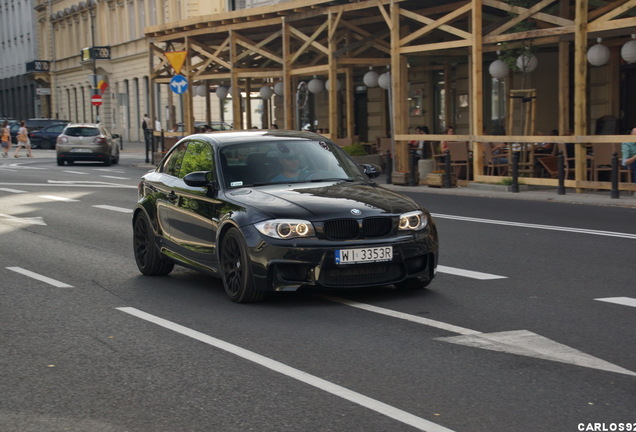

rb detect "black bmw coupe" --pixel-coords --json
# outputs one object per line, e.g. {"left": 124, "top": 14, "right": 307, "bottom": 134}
{"left": 133, "top": 130, "right": 438, "bottom": 302}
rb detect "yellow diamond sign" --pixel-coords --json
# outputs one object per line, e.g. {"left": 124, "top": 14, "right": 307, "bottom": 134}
{"left": 165, "top": 51, "right": 187, "bottom": 75}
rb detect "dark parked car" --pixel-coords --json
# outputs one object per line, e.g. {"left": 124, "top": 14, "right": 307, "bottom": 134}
{"left": 28, "top": 123, "right": 67, "bottom": 149}
{"left": 133, "top": 130, "right": 438, "bottom": 303}
{"left": 10, "top": 119, "right": 68, "bottom": 144}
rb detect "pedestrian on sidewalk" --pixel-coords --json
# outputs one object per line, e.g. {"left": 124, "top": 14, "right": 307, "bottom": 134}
{"left": 12, "top": 120, "right": 33, "bottom": 158}
{"left": 1, "top": 120, "right": 10, "bottom": 158}
{"left": 622, "top": 127, "right": 636, "bottom": 182}
{"left": 142, "top": 114, "right": 152, "bottom": 162}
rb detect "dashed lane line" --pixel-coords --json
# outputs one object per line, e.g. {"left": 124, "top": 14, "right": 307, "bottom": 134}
{"left": 38, "top": 195, "right": 80, "bottom": 202}
{"left": 0, "top": 188, "right": 27, "bottom": 193}
{"left": 431, "top": 213, "right": 636, "bottom": 240}
{"left": 437, "top": 265, "right": 507, "bottom": 280}
{"left": 6, "top": 267, "right": 73, "bottom": 288}
{"left": 92, "top": 205, "right": 133, "bottom": 213}
{"left": 118, "top": 307, "right": 455, "bottom": 432}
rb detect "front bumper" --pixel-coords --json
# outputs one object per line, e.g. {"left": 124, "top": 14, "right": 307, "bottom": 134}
{"left": 244, "top": 229, "right": 438, "bottom": 292}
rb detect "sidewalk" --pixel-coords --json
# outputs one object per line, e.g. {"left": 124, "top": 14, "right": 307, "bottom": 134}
{"left": 119, "top": 139, "right": 636, "bottom": 209}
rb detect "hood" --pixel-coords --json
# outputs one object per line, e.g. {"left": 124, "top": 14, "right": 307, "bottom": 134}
{"left": 225, "top": 181, "right": 419, "bottom": 220}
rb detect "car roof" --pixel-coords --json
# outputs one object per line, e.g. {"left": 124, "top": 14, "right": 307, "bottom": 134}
{"left": 198, "top": 130, "right": 325, "bottom": 147}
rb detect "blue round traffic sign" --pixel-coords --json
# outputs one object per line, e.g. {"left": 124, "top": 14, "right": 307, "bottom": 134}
{"left": 170, "top": 75, "right": 188, "bottom": 94}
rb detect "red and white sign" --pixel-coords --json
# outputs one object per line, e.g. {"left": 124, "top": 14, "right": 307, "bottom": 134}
{"left": 91, "top": 94, "right": 103, "bottom": 106}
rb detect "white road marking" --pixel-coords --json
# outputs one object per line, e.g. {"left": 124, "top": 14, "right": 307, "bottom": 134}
{"left": 6, "top": 267, "right": 73, "bottom": 288}
{"left": 437, "top": 265, "right": 507, "bottom": 280}
{"left": 92, "top": 205, "right": 133, "bottom": 213}
{"left": 322, "top": 296, "right": 481, "bottom": 336}
{"left": 63, "top": 170, "right": 89, "bottom": 175}
{"left": 322, "top": 297, "right": 636, "bottom": 376}
{"left": 0, "top": 213, "right": 46, "bottom": 226}
{"left": 100, "top": 175, "right": 130, "bottom": 180}
{"left": 0, "top": 182, "right": 136, "bottom": 189}
{"left": 95, "top": 168, "right": 125, "bottom": 173}
{"left": 38, "top": 195, "right": 80, "bottom": 202}
{"left": 595, "top": 297, "right": 636, "bottom": 308}
{"left": 118, "top": 307, "right": 455, "bottom": 432}
{"left": 0, "top": 188, "right": 27, "bottom": 193}
{"left": 431, "top": 213, "right": 636, "bottom": 240}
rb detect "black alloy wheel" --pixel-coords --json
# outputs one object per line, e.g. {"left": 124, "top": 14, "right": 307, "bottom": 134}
{"left": 220, "top": 228, "right": 264, "bottom": 303}
{"left": 133, "top": 213, "right": 174, "bottom": 276}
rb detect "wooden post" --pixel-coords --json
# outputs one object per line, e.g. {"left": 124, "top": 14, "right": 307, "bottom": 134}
{"left": 184, "top": 37, "right": 193, "bottom": 135}
{"left": 391, "top": 2, "right": 408, "bottom": 172}
{"left": 245, "top": 78, "right": 252, "bottom": 129}
{"left": 346, "top": 67, "right": 354, "bottom": 139}
{"left": 282, "top": 18, "right": 293, "bottom": 130}
{"left": 229, "top": 30, "right": 242, "bottom": 130}
{"left": 558, "top": 0, "right": 571, "bottom": 137}
{"left": 471, "top": 0, "right": 483, "bottom": 179}
{"left": 574, "top": 0, "right": 588, "bottom": 190}
{"left": 328, "top": 11, "right": 338, "bottom": 137}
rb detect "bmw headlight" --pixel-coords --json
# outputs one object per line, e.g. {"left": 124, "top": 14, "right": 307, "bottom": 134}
{"left": 398, "top": 210, "right": 428, "bottom": 231}
{"left": 255, "top": 219, "right": 316, "bottom": 239}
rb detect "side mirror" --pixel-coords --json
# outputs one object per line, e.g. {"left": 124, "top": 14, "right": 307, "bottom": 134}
{"left": 360, "top": 163, "right": 382, "bottom": 178}
{"left": 112, "top": 134, "right": 120, "bottom": 139}
{"left": 184, "top": 171, "right": 218, "bottom": 195}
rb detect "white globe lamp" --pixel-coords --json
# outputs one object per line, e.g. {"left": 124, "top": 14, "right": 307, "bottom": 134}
{"left": 363, "top": 69, "right": 379, "bottom": 87}
{"left": 488, "top": 59, "right": 509, "bottom": 80}
{"left": 378, "top": 71, "right": 391, "bottom": 90}
{"left": 308, "top": 78, "right": 324, "bottom": 94}
{"left": 273, "top": 81, "right": 284, "bottom": 96}
{"left": 516, "top": 52, "right": 538, "bottom": 73}
{"left": 259, "top": 85, "right": 273, "bottom": 99}
{"left": 216, "top": 85, "right": 228, "bottom": 100}
{"left": 621, "top": 35, "right": 636, "bottom": 64}
{"left": 194, "top": 85, "right": 207, "bottom": 97}
{"left": 325, "top": 78, "right": 341, "bottom": 91}
{"left": 587, "top": 38, "right": 610, "bottom": 66}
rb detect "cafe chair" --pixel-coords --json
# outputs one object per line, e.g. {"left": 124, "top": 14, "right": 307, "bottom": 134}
{"left": 446, "top": 141, "right": 471, "bottom": 180}
{"left": 482, "top": 143, "right": 508, "bottom": 176}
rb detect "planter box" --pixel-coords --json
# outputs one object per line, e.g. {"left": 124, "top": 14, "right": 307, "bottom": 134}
{"left": 427, "top": 172, "right": 456, "bottom": 187}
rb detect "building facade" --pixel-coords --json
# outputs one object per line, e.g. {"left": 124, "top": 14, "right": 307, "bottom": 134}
{"left": 0, "top": 0, "right": 39, "bottom": 120}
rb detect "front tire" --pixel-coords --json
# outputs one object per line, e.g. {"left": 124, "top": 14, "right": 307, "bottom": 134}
{"left": 133, "top": 213, "right": 174, "bottom": 276}
{"left": 220, "top": 228, "right": 264, "bottom": 303}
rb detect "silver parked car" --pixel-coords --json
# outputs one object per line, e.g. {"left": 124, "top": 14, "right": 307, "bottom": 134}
{"left": 56, "top": 123, "right": 120, "bottom": 166}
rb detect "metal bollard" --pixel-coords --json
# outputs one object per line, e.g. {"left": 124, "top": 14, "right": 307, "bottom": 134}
{"left": 385, "top": 150, "right": 392, "bottom": 184}
{"left": 511, "top": 151, "right": 519, "bottom": 193}
{"left": 611, "top": 152, "right": 619, "bottom": 199}
{"left": 444, "top": 151, "right": 452, "bottom": 188}
{"left": 409, "top": 149, "right": 417, "bottom": 186}
{"left": 557, "top": 150, "right": 565, "bottom": 195}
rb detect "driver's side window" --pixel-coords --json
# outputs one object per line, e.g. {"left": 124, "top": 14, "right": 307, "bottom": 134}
{"left": 178, "top": 140, "right": 214, "bottom": 179}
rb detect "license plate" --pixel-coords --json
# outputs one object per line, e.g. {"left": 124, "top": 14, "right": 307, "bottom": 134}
{"left": 335, "top": 246, "right": 393, "bottom": 264}
{"left": 71, "top": 148, "right": 92, "bottom": 153}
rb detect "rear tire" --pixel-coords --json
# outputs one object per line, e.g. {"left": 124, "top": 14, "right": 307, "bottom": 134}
{"left": 133, "top": 213, "right": 174, "bottom": 276}
{"left": 220, "top": 228, "right": 264, "bottom": 303}
{"left": 57, "top": 158, "right": 64, "bottom": 166}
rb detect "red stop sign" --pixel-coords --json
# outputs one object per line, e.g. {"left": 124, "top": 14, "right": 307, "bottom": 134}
{"left": 91, "top": 94, "right": 103, "bottom": 106}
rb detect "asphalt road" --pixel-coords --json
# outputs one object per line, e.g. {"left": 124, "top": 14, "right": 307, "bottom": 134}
{"left": 1, "top": 150, "right": 634, "bottom": 432}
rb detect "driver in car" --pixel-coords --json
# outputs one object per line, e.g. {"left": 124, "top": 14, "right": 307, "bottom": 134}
{"left": 270, "top": 151, "right": 309, "bottom": 182}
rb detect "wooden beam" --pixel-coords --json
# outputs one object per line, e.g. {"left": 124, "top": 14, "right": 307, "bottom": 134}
{"left": 471, "top": 0, "right": 484, "bottom": 178}
{"left": 573, "top": 0, "right": 588, "bottom": 189}
{"left": 399, "top": 3, "right": 472, "bottom": 46}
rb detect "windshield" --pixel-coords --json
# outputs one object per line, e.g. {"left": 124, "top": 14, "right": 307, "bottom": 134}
{"left": 64, "top": 127, "right": 99, "bottom": 137}
{"left": 219, "top": 139, "right": 367, "bottom": 188}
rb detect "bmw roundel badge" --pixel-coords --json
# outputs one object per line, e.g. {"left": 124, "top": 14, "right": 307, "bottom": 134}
{"left": 350, "top": 209, "right": 362, "bottom": 215}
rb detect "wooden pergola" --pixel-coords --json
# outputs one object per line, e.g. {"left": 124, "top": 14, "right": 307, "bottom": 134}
{"left": 146, "top": 0, "right": 636, "bottom": 191}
